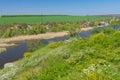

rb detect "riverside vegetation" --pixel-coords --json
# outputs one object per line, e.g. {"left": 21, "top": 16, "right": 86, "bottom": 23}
{"left": 0, "top": 48, "right": 6, "bottom": 53}
{"left": 1, "top": 28, "right": 120, "bottom": 80}
{"left": 1, "top": 15, "right": 120, "bottom": 38}
{"left": 0, "top": 15, "right": 113, "bottom": 38}
{"left": 0, "top": 22, "right": 81, "bottom": 38}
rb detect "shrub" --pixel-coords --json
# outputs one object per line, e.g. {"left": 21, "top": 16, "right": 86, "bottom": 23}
{"left": 91, "top": 28, "right": 101, "bottom": 35}
{"left": 37, "top": 25, "right": 47, "bottom": 33}
{"left": 2, "top": 28, "right": 11, "bottom": 38}
{"left": 112, "top": 31, "right": 120, "bottom": 38}
{"left": 89, "top": 33, "right": 107, "bottom": 44}
{"left": 103, "top": 28, "right": 114, "bottom": 35}
{"left": 92, "top": 28, "right": 114, "bottom": 35}
{"left": 48, "top": 42, "right": 63, "bottom": 49}
{"left": 0, "top": 48, "right": 6, "bottom": 53}
{"left": 110, "top": 20, "right": 119, "bottom": 28}
{"left": 23, "top": 52, "right": 31, "bottom": 58}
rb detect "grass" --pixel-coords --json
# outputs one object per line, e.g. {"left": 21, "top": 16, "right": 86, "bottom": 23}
{"left": 0, "top": 15, "right": 111, "bottom": 24}
{"left": 0, "top": 48, "right": 6, "bottom": 53}
{"left": 0, "top": 28, "right": 120, "bottom": 80}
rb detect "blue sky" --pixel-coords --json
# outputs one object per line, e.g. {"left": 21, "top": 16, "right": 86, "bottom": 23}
{"left": 0, "top": 0, "right": 120, "bottom": 15}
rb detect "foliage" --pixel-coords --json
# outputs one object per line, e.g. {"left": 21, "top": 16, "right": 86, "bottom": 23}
{"left": 110, "top": 20, "right": 120, "bottom": 29}
{"left": 92, "top": 27, "right": 115, "bottom": 35}
{"left": 27, "top": 40, "right": 44, "bottom": 52}
{"left": 0, "top": 22, "right": 81, "bottom": 38}
{"left": 38, "top": 56, "right": 70, "bottom": 80}
{"left": 48, "top": 41, "right": 63, "bottom": 49}
{"left": 0, "top": 48, "right": 6, "bottom": 53}
{"left": 110, "top": 20, "right": 119, "bottom": 26}
{"left": 23, "top": 52, "right": 31, "bottom": 58}
{"left": 2, "top": 28, "right": 12, "bottom": 38}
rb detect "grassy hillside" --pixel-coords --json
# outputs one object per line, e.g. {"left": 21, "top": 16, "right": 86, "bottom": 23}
{"left": 0, "top": 15, "right": 111, "bottom": 24}
{"left": 1, "top": 28, "right": 120, "bottom": 80}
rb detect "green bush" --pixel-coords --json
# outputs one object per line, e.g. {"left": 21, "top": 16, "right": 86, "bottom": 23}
{"left": 2, "top": 28, "right": 12, "bottom": 38}
{"left": 48, "top": 42, "right": 63, "bottom": 49}
{"left": 0, "top": 48, "right": 6, "bottom": 53}
{"left": 23, "top": 52, "right": 31, "bottom": 58}
{"left": 110, "top": 20, "right": 119, "bottom": 29}
{"left": 92, "top": 28, "right": 114, "bottom": 35}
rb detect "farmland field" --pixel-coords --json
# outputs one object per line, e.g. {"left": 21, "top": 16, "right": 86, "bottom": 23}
{"left": 0, "top": 15, "right": 111, "bottom": 24}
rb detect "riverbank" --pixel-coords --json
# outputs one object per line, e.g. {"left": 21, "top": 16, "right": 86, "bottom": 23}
{"left": 0, "top": 31, "right": 68, "bottom": 47}
{"left": 81, "top": 26, "right": 103, "bottom": 31}
{"left": 0, "top": 26, "right": 103, "bottom": 48}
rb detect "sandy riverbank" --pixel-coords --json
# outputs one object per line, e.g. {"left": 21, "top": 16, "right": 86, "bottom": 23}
{"left": 0, "top": 31, "right": 68, "bottom": 47}
{"left": 0, "top": 31, "right": 68, "bottom": 43}
{"left": 0, "top": 26, "right": 102, "bottom": 47}
{"left": 81, "top": 26, "right": 103, "bottom": 32}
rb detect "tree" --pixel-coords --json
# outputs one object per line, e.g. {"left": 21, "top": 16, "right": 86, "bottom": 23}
{"left": 110, "top": 20, "right": 119, "bottom": 29}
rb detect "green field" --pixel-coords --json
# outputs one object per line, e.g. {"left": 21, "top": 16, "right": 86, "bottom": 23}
{"left": 0, "top": 15, "right": 111, "bottom": 24}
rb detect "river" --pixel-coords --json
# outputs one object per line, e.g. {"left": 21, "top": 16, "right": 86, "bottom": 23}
{"left": 0, "top": 25, "right": 120, "bottom": 68}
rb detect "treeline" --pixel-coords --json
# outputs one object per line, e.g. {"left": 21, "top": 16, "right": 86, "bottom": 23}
{"left": 1, "top": 14, "right": 113, "bottom": 18}
{"left": 1, "top": 15, "right": 70, "bottom": 17}
{"left": 0, "top": 22, "right": 81, "bottom": 38}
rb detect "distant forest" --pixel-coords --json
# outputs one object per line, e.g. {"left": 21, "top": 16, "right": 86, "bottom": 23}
{"left": 1, "top": 15, "right": 70, "bottom": 17}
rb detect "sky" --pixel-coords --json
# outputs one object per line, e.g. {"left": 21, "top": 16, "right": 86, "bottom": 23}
{"left": 0, "top": 0, "right": 120, "bottom": 15}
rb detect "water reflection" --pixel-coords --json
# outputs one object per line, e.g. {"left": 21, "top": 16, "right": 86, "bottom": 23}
{"left": 0, "top": 36, "right": 69, "bottom": 68}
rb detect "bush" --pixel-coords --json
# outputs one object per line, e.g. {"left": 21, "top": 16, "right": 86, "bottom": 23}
{"left": 103, "top": 28, "right": 114, "bottom": 35}
{"left": 0, "top": 48, "right": 6, "bottom": 53}
{"left": 91, "top": 28, "right": 101, "bottom": 35}
{"left": 23, "top": 52, "right": 31, "bottom": 58}
{"left": 48, "top": 42, "right": 63, "bottom": 49}
{"left": 92, "top": 28, "right": 114, "bottom": 35}
{"left": 2, "top": 28, "right": 12, "bottom": 38}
